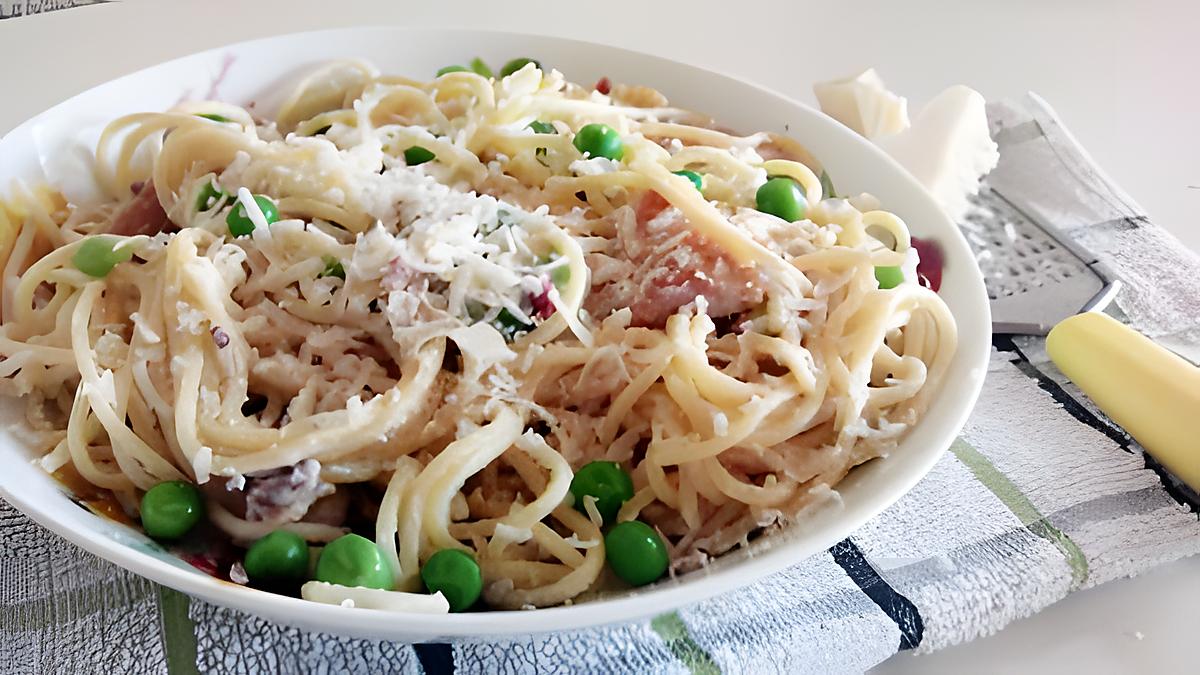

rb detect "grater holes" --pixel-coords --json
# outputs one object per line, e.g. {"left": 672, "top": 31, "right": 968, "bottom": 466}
{"left": 959, "top": 182, "right": 1097, "bottom": 299}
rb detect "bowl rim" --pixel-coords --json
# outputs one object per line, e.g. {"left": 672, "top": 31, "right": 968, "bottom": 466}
{"left": 0, "top": 25, "right": 992, "bottom": 640}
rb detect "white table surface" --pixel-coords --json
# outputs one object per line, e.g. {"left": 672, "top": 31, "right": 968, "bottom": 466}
{"left": 2, "top": 1, "right": 1198, "bottom": 672}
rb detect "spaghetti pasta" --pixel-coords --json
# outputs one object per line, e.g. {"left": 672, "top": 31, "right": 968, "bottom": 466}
{"left": 0, "top": 59, "right": 955, "bottom": 611}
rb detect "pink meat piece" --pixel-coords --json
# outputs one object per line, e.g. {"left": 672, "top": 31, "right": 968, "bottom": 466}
{"left": 382, "top": 257, "right": 415, "bottom": 290}
{"left": 911, "top": 236, "right": 944, "bottom": 292}
{"left": 110, "top": 180, "right": 175, "bottom": 236}
{"left": 530, "top": 276, "right": 555, "bottom": 319}
{"left": 755, "top": 140, "right": 803, "bottom": 162}
{"left": 244, "top": 459, "right": 335, "bottom": 523}
{"left": 584, "top": 192, "right": 763, "bottom": 328}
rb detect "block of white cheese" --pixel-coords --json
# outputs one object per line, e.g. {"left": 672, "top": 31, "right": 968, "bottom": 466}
{"left": 876, "top": 85, "right": 999, "bottom": 221}
{"left": 814, "top": 71, "right": 1000, "bottom": 222}
{"left": 813, "top": 69, "right": 910, "bottom": 139}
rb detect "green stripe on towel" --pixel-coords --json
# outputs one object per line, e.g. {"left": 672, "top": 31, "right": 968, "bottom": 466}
{"left": 157, "top": 587, "right": 200, "bottom": 675}
{"left": 651, "top": 611, "right": 721, "bottom": 675}
{"left": 950, "top": 438, "right": 1089, "bottom": 587}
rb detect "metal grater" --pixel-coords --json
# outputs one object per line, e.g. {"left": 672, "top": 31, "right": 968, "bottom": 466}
{"left": 960, "top": 184, "right": 1119, "bottom": 335}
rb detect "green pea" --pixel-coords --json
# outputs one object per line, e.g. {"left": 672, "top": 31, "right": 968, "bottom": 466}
{"left": 819, "top": 170, "right": 837, "bottom": 199}
{"left": 551, "top": 263, "right": 570, "bottom": 288}
{"left": 527, "top": 120, "right": 556, "bottom": 162}
{"left": 536, "top": 253, "right": 570, "bottom": 288}
{"left": 493, "top": 307, "right": 534, "bottom": 341}
{"left": 499, "top": 57, "right": 540, "bottom": 78}
{"left": 140, "top": 481, "right": 205, "bottom": 540}
{"left": 437, "top": 65, "right": 468, "bottom": 76}
{"left": 196, "top": 113, "right": 232, "bottom": 123}
{"left": 225, "top": 194, "right": 278, "bottom": 237}
{"left": 672, "top": 170, "right": 703, "bottom": 192}
{"left": 194, "top": 180, "right": 227, "bottom": 212}
{"left": 314, "top": 533, "right": 393, "bottom": 590}
{"left": 493, "top": 208, "right": 517, "bottom": 233}
{"left": 421, "top": 549, "right": 483, "bottom": 612}
{"left": 604, "top": 520, "right": 669, "bottom": 587}
{"left": 319, "top": 255, "right": 346, "bottom": 280}
{"left": 469, "top": 57, "right": 493, "bottom": 78}
{"left": 73, "top": 236, "right": 134, "bottom": 278}
{"left": 875, "top": 266, "right": 904, "bottom": 289}
{"left": 244, "top": 530, "right": 309, "bottom": 584}
{"left": 570, "top": 460, "right": 634, "bottom": 526}
{"left": 573, "top": 123, "right": 624, "bottom": 161}
{"left": 755, "top": 176, "right": 807, "bottom": 222}
{"left": 404, "top": 146, "right": 436, "bottom": 166}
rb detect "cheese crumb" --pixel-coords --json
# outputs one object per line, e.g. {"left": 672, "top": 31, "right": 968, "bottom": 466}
{"left": 176, "top": 301, "right": 207, "bottom": 335}
{"left": 192, "top": 446, "right": 213, "bottom": 483}
{"left": 713, "top": 412, "right": 729, "bottom": 436}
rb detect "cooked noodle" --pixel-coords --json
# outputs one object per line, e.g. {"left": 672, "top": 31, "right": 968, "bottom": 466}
{"left": 0, "top": 60, "right": 955, "bottom": 610}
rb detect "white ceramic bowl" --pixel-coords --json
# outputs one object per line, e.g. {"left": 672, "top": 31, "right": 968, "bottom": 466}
{"left": 0, "top": 27, "right": 990, "bottom": 641}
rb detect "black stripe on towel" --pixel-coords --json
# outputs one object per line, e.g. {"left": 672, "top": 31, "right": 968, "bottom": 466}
{"left": 993, "top": 335, "right": 1199, "bottom": 509}
{"left": 830, "top": 538, "right": 925, "bottom": 650}
{"left": 992, "top": 335, "right": 1131, "bottom": 449}
{"left": 413, "top": 643, "right": 455, "bottom": 675}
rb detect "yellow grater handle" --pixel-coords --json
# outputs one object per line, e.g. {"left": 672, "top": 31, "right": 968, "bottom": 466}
{"left": 1046, "top": 311, "right": 1200, "bottom": 491}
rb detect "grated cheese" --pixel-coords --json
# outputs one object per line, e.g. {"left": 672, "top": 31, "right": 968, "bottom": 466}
{"left": 192, "top": 446, "right": 213, "bottom": 483}
{"left": 449, "top": 322, "right": 517, "bottom": 371}
{"left": 569, "top": 157, "right": 621, "bottom": 176}
{"left": 130, "top": 312, "right": 162, "bottom": 344}
{"left": 176, "top": 301, "right": 207, "bottom": 335}
{"left": 82, "top": 368, "right": 118, "bottom": 407}
{"left": 563, "top": 535, "right": 600, "bottom": 549}
{"left": 712, "top": 412, "right": 729, "bottom": 436}
{"left": 493, "top": 522, "right": 534, "bottom": 546}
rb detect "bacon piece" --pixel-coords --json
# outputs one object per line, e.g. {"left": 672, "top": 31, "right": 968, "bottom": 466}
{"left": 110, "top": 180, "right": 175, "bottom": 236}
{"left": 303, "top": 489, "right": 350, "bottom": 526}
{"left": 609, "top": 84, "right": 669, "bottom": 108}
{"left": 180, "top": 552, "right": 221, "bottom": 576}
{"left": 530, "top": 277, "right": 555, "bottom": 319}
{"left": 912, "top": 236, "right": 944, "bottom": 292}
{"left": 754, "top": 133, "right": 820, "bottom": 168}
{"left": 244, "top": 459, "right": 335, "bottom": 523}
{"left": 210, "top": 326, "right": 230, "bottom": 349}
{"left": 584, "top": 192, "right": 763, "bottom": 328}
{"left": 200, "top": 461, "right": 345, "bottom": 527}
{"left": 382, "top": 257, "right": 415, "bottom": 290}
{"left": 635, "top": 191, "right": 670, "bottom": 223}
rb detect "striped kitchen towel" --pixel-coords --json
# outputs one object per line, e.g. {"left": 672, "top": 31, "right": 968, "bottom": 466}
{"left": 2, "top": 95, "right": 1198, "bottom": 675}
